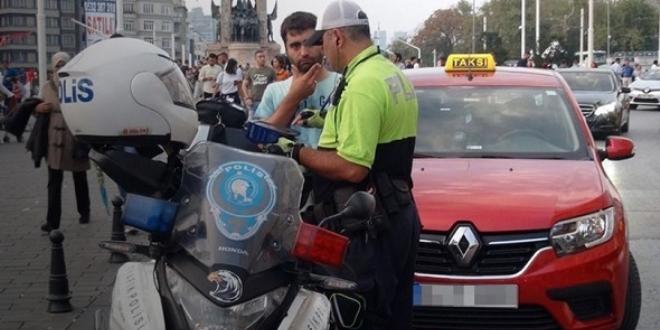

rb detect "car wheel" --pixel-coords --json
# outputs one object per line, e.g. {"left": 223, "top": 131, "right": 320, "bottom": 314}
{"left": 618, "top": 253, "right": 642, "bottom": 330}
{"left": 629, "top": 104, "right": 637, "bottom": 110}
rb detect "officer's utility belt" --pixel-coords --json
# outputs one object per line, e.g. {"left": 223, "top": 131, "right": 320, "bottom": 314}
{"left": 312, "top": 172, "right": 412, "bottom": 236}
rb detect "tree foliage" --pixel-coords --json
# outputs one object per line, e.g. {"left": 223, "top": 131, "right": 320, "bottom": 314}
{"left": 392, "top": 0, "right": 660, "bottom": 65}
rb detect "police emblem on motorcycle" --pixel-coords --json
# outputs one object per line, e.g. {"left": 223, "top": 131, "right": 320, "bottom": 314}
{"left": 207, "top": 269, "right": 243, "bottom": 303}
{"left": 207, "top": 161, "right": 277, "bottom": 241}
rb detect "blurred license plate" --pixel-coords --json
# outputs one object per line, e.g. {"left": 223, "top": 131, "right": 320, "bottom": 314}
{"left": 637, "top": 94, "right": 654, "bottom": 99}
{"left": 413, "top": 283, "right": 518, "bottom": 308}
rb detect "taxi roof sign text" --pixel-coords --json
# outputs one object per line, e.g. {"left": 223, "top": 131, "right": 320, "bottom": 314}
{"left": 445, "top": 54, "right": 496, "bottom": 73}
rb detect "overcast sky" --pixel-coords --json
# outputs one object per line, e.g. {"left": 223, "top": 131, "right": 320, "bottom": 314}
{"left": 185, "top": 0, "right": 487, "bottom": 47}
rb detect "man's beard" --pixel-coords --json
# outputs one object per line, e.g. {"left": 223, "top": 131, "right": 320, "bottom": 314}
{"left": 294, "top": 55, "right": 323, "bottom": 73}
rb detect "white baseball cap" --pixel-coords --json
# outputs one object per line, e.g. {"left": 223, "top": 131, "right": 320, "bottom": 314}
{"left": 304, "top": 0, "right": 370, "bottom": 47}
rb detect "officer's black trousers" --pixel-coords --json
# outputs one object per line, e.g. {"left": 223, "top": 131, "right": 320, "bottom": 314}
{"left": 343, "top": 202, "right": 422, "bottom": 330}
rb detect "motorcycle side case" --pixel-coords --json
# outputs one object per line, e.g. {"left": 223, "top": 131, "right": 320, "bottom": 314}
{"left": 278, "top": 288, "right": 332, "bottom": 330}
{"left": 108, "top": 261, "right": 165, "bottom": 330}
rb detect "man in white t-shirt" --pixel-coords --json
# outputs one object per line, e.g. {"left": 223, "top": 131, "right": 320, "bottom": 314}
{"left": 198, "top": 54, "right": 223, "bottom": 99}
{"left": 255, "top": 11, "right": 339, "bottom": 148}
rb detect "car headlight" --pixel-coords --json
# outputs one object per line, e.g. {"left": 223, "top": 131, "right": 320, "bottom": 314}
{"left": 166, "top": 266, "right": 288, "bottom": 330}
{"left": 593, "top": 102, "right": 617, "bottom": 116}
{"left": 550, "top": 207, "right": 615, "bottom": 257}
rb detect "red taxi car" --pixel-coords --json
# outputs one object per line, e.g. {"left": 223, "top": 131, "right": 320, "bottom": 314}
{"left": 406, "top": 54, "right": 641, "bottom": 330}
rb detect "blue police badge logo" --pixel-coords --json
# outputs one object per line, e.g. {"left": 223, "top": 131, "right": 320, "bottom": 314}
{"left": 207, "top": 161, "right": 277, "bottom": 241}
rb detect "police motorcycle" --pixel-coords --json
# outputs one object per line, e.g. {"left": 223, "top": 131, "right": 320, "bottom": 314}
{"left": 58, "top": 37, "right": 374, "bottom": 330}
{"left": 191, "top": 95, "right": 248, "bottom": 150}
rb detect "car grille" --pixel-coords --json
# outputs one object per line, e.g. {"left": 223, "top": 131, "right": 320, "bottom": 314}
{"left": 415, "top": 231, "right": 551, "bottom": 276}
{"left": 578, "top": 103, "right": 595, "bottom": 116}
{"left": 413, "top": 305, "right": 562, "bottom": 330}
{"left": 633, "top": 97, "right": 659, "bottom": 104}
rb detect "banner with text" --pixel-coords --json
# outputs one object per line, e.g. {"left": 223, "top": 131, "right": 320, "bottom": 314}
{"left": 84, "top": 0, "right": 116, "bottom": 46}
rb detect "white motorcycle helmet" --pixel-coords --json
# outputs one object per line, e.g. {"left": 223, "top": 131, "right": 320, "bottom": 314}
{"left": 58, "top": 37, "right": 198, "bottom": 149}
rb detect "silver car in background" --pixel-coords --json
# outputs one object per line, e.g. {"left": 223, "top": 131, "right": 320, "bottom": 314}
{"left": 629, "top": 70, "right": 660, "bottom": 109}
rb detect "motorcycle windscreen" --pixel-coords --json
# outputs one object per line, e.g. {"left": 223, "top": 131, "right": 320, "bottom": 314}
{"left": 172, "top": 141, "right": 304, "bottom": 274}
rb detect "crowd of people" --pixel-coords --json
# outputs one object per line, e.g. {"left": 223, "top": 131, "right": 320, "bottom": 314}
{"left": 177, "top": 47, "right": 440, "bottom": 108}
{"left": 177, "top": 50, "right": 293, "bottom": 120}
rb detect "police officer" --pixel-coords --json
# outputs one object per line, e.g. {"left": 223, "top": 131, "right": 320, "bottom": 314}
{"left": 279, "top": 0, "right": 421, "bottom": 328}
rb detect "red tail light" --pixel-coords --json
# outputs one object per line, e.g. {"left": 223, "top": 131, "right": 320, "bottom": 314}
{"left": 291, "top": 222, "right": 349, "bottom": 268}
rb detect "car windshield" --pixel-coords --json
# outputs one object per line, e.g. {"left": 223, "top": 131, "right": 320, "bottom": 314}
{"left": 414, "top": 86, "right": 588, "bottom": 159}
{"left": 560, "top": 71, "right": 615, "bottom": 92}
{"left": 641, "top": 70, "right": 660, "bottom": 80}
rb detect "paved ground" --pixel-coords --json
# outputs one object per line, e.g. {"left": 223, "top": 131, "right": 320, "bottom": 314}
{"left": 0, "top": 137, "right": 147, "bottom": 330}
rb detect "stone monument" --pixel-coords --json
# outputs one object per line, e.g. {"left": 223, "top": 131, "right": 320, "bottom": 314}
{"left": 209, "top": 0, "right": 281, "bottom": 66}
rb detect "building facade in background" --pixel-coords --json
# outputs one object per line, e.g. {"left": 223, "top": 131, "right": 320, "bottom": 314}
{"left": 0, "top": 0, "right": 85, "bottom": 68}
{"left": 188, "top": 7, "right": 216, "bottom": 45}
{"left": 373, "top": 29, "right": 387, "bottom": 51}
{"left": 120, "top": 0, "right": 190, "bottom": 61}
{"left": 0, "top": 0, "right": 199, "bottom": 69}
{"left": 188, "top": 28, "right": 207, "bottom": 65}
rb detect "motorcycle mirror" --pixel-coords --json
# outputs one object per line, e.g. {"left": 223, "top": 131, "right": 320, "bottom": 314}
{"left": 339, "top": 191, "right": 377, "bottom": 219}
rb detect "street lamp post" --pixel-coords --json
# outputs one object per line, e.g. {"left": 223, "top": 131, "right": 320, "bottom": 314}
{"left": 521, "top": 0, "right": 526, "bottom": 57}
{"left": 657, "top": 4, "right": 660, "bottom": 64}
{"left": 172, "top": 33, "right": 176, "bottom": 59}
{"left": 483, "top": 16, "right": 487, "bottom": 50}
{"left": 535, "top": 0, "right": 540, "bottom": 54}
{"left": 587, "top": 0, "right": 594, "bottom": 68}
{"left": 471, "top": 0, "right": 476, "bottom": 54}
{"left": 580, "top": 8, "right": 584, "bottom": 66}
{"left": 116, "top": 0, "right": 124, "bottom": 34}
{"left": 37, "top": 0, "right": 46, "bottom": 89}
{"left": 433, "top": 49, "right": 437, "bottom": 67}
{"left": 606, "top": 0, "right": 610, "bottom": 58}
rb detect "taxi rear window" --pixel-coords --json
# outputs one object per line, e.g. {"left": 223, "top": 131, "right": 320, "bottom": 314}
{"left": 414, "top": 86, "right": 586, "bottom": 159}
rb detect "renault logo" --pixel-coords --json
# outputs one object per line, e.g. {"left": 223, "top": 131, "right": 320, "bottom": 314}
{"left": 644, "top": 87, "right": 651, "bottom": 94}
{"left": 447, "top": 225, "right": 481, "bottom": 267}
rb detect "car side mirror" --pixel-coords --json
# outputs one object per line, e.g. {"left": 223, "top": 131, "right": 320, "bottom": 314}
{"left": 620, "top": 86, "right": 631, "bottom": 94}
{"left": 598, "top": 136, "right": 635, "bottom": 161}
{"left": 339, "top": 191, "right": 377, "bottom": 219}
